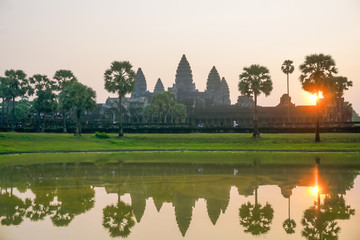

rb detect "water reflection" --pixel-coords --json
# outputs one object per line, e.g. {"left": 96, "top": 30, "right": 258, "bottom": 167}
{"left": 0, "top": 159, "right": 359, "bottom": 239}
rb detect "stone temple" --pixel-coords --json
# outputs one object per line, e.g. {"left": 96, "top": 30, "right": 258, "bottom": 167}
{"left": 98, "top": 54, "right": 353, "bottom": 127}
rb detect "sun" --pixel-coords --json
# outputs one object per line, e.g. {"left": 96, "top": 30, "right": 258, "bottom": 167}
{"left": 307, "top": 92, "right": 324, "bottom": 105}
{"left": 309, "top": 185, "right": 321, "bottom": 196}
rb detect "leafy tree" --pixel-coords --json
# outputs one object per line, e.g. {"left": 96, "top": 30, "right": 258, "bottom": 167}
{"left": 171, "top": 103, "right": 187, "bottom": 123}
{"left": 53, "top": 69, "right": 78, "bottom": 133}
{"left": 301, "top": 193, "right": 354, "bottom": 240}
{"left": 151, "top": 91, "right": 175, "bottom": 123}
{"left": 142, "top": 104, "right": 159, "bottom": 123}
{"left": 239, "top": 65, "right": 273, "bottom": 138}
{"left": 30, "top": 74, "right": 58, "bottom": 132}
{"left": 4, "top": 69, "right": 33, "bottom": 131}
{"left": 103, "top": 199, "right": 135, "bottom": 238}
{"left": 104, "top": 61, "right": 135, "bottom": 137}
{"left": 299, "top": 54, "right": 337, "bottom": 141}
{"left": 0, "top": 192, "right": 30, "bottom": 226}
{"left": 0, "top": 77, "right": 11, "bottom": 126}
{"left": 13, "top": 99, "right": 31, "bottom": 123}
{"left": 328, "top": 76, "right": 353, "bottom": 121}
{"left": 59, "top": 81, "right": 96, "bottom": 136}
{"left": 51, "top": 185, "right": 95, "bottom": 227}
{"left": 239, "top": 199, "right": 274, "bottom": 235}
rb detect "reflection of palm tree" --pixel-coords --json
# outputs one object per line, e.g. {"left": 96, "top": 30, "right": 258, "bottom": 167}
{"left": 0, "top": 192, "right": 30, "bottom": 226}
{"left": 239, "top": 187, "right": 274, "bottom": 235}
{"left": 103, "top": 199, "right": 135, "bottom": 238}
{"left": 282, "top": 197, "right": 296, "bottom": 234}
{"left": 301, "top": 193, "right": 354, "bottom": 240}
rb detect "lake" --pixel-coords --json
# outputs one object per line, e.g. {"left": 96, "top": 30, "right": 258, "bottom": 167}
{"left": 0, "top": 156, "right": 359, "bottom": 239}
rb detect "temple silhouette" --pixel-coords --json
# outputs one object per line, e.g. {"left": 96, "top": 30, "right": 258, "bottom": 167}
{"left": 98, "top": 54, "right": 352, "bottom": 128}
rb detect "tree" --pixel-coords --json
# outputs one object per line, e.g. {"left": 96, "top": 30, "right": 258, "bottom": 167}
{"left": 299, "top": 54, "right": 337, "bottom": 142}
{"left": 328, "top": 76, "right": 353, "bottom": 121}
{"left": 4, "top": 70, "right": 33, "bottom": 131}
{"left": 103, "top": 199, "right": 135, "bottom": 238}
{"left": 239, "top": 65, "right": 273, "bottom": 138}
{"left": 281, "top": 60, "right": 295, "bottom": 121}
{"left": 239, "top": 200, "right": 274, "bottom": 235}
{"left": 53, "top": 69, "right": 78, "bottom": 133}
{"left": 281, "top": 60, "right": 295, "bottom": 96}
{"left": 0, "top": 77, "right": 11, "bottom": 126}
{"left": 104, "top": 61, "right": 135, "bottom": 137}
{"left": 59, "top": 81, "right": 96, "bottom": 136}
{"left": 151, "top": 91, "right": 175, "bottom": 123}
{"left": 170, "top": 104, "right": 187, "bottom": 123}
{"left": 30, "top": 74, "right": 58, "bottom": 132}
{"left": 142, "top": 104, "right": 159, "bottom": 123}
{"left": 283, "top": 197, "right": 296, "bottom": 234}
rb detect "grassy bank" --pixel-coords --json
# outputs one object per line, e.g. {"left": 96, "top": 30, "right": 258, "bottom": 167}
{"left": 0, "top": 151, "right": 359, "bottom": 167}
{"left": 0, "top": 132, "right": 360, "bottom": 154}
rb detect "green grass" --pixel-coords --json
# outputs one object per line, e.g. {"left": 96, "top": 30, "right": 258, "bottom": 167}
{"left": 0, "top": 132, "right": 359, "bottom": 154}
{"left": 0, "top": 152, "right": 359, "bottom": 167}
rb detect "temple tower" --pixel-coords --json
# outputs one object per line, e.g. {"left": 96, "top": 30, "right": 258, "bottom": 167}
{"left": 175, "top": 55, "right": 196, "bottom": 99}
{"left": 132, "top": 68, "right": 147, "bottom": 98}
{"left": 206, "top": 66, "right": 221, "bottom": 105}
{"left": 153, "top": 78, "right": 165, "bottom": 94}
{"left": 220, "top": 77, "right": 231, "bottom": 105}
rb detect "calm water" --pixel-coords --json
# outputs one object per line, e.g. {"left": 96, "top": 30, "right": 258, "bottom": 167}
{"left": 0, "top": 159, "right": 360, "bottom": 240}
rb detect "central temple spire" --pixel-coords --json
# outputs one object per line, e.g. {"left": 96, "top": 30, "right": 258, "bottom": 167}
{"left": 175, "top": 54, "right": 196, "bottom": 98}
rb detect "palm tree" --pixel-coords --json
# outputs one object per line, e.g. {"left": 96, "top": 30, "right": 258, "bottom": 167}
{"left": 283, "top": 197, "right": 296, "bottom": 234}
{"left": 299, "top": 54, "right": 337, "bottom": 142}
{"left": 104, "top": 61, "right": 135, "bottom": 137}
{"left": 281, "top": 60, "right": 295, "bottom": 96}
{"left": 239, "top": 64, "right": 273, "bottom": 138}
{"left": 281, "top": 60, "right": 295, "bottom": 121}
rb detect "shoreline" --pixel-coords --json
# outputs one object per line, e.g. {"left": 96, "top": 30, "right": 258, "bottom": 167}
{"left": 1, "top": 148, "right": 360, "bottom": 156}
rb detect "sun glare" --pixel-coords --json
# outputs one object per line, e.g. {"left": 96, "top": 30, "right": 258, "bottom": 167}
{"left": 308, "top": 185, "right": 321, "bottom": 197}
{"left": 307, "top": 92, "right": 324, "bottom": 105}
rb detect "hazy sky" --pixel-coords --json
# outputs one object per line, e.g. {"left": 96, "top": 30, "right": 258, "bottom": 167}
{"left": 1, "top": 0, "right": 359, "bottom": 112}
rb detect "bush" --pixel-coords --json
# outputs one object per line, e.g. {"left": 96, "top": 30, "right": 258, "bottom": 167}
{"left": 95, "top": 131, "right": 109, "bottom": 139}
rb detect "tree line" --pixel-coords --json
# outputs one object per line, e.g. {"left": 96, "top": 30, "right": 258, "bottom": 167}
{"left": 0, "top": 53, "right": 354, "bottom": 140}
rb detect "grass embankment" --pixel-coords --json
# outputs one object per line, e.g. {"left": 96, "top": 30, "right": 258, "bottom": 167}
{"left": 0, "top": 132, "right": 359, "bottom": 154}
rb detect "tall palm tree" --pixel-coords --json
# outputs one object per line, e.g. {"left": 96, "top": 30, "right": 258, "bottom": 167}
{"left": 239, "top": 64, "right": 273, "bottom": 138}
{"left": 104, "top": 61, "right": 135, "bottom": 137}
{"left": 299, "top": 54, "right": 337, "bottom": 142}
{"left": 281, "top": 60, "right": 295, "bottom": 96}
{"left": 281, "top": 60, "right": 295, "bottom": 121}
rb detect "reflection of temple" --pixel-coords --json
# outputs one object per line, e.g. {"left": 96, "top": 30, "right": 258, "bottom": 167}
{"left": 0, "top": 162, "right": 358, "bottom": 237}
